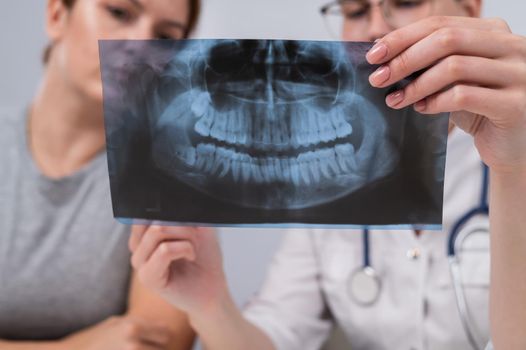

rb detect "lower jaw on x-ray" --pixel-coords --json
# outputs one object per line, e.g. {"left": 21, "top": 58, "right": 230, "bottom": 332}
{"left": 100, "top": 39, "right": 449, "bottom": 228}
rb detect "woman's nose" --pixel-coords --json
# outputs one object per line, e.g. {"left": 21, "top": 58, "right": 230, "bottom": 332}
{"left": 127, "top": 20, "right": 156, "bottom": 40}
{"left": 367, "top": 5, "right": 393, "bottom": 41}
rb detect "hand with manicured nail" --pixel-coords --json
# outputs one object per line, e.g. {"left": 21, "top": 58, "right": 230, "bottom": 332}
{"left": 367, "top": 16, "right": 526, "bottom": 174}
{"left": 366, "top": 16, "right": 526, "bottom": 349}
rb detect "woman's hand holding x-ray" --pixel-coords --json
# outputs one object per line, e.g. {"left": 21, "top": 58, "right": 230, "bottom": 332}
{"left": 367, "top": 16, "right": 526, "bottom": 174}
{"left": 129, "top": 225, "right": 226, "bottom": 316}
{"left": 367, "top": 15, "right": 526, "bottom": 349}
{"left": 129, "top": 225, "right": 275, "bottom": 349}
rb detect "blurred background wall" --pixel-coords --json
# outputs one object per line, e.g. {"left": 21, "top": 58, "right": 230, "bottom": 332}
{"left": 1, "top": 1, "right": 524, "bottom": 349}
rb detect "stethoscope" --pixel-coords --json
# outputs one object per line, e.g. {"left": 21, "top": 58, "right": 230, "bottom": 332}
{"left": 348, "top": 164, "right": 490, "bottom": 350}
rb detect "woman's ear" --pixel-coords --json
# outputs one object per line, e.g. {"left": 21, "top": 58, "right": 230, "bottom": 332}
{"left": 46, "top": 0, "right": 69, "bottom": 42}
{"left": 460, "top": 0, "right": 482, "bottom": 18}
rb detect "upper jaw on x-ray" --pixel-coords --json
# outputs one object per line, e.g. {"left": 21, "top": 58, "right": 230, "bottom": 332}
{"left": 145, "top": 40, "right": 399, "bottom": 210}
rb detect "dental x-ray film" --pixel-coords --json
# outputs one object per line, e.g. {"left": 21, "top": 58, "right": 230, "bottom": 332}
{"left": 100, "top": 39, "right": 449, "bottom": 229}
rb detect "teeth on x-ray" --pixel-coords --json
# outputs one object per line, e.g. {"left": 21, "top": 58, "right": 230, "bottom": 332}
{"left": 178, "top": 142, "right": 358, "bottom": 186}
{"left": 145, "top": 39, "right": 400, "bottom": 209}
{"left": 190, "top": 92, "right": 211, "bottom": 117}
{"left": 101, "top": 39, "right": 448, "bottom": 220}
{"left": 192, "top": 100, "right": 354, "bottom": 149}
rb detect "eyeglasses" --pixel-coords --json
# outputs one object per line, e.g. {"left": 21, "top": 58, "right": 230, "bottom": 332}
{"left": 320, "top": 0, "right": 436, "bottom": 38}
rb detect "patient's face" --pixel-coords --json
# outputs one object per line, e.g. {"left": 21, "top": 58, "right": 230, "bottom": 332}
{"left": 341, "top": 0, "right": 475, "bottom": 42}
{"left": 48, "top": 0, "right": 189, "bottom": 103}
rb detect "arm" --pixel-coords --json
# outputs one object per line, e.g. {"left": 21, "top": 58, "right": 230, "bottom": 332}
{"left": 0, "top": 315, "right": 174, "bottom": 350}
{"left": 366, "top": 16, "right": 526, "bottom": 348}
{"left": 196, "top": 230, "right": 334, "bottom": 350}
{"left": 190, "top": 292, "right": 274, "bottom": 350}
{"left": 0, "top": 264, "right": 194, "bottom": 350}
{"left": 129, "top": 225, "right": 276, "bottom": 350}
{"left": 489, "top": 167, "right": 526, "bottom": 349}
{"left": 126, "top": 272, "right": 196, "bottom": 350}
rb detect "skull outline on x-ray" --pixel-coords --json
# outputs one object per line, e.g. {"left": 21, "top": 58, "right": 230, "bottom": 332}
{"left": 148, "top": 39, "right": 401, "bottom": 210}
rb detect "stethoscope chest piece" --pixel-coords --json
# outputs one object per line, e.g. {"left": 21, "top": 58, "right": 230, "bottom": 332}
{"left": 348, "top": 266, "right": 381, "bottom": 306}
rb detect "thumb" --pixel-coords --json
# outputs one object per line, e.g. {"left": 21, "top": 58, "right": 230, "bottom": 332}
{"left": 129, "top": 224, "right": 149, "bottom": 252}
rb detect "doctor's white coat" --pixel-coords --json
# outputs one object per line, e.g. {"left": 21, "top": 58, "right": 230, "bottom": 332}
{"left": 243, "top": 128, "right": 490, "bottom": 350}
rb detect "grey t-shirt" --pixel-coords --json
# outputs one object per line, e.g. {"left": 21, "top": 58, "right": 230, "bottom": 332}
{"left": 0, "top": 108, "right": 131, "bottom": 340}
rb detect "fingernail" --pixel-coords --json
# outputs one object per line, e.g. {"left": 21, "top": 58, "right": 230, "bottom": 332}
{"left": 369, "top": 65, "right": 390, "bottom": 86}
{"left": 414, "top": 100, "right": 427, "bottom": 112}
{"left": 366, "top": 42, "right": 388, "bottom": 63}
{"left": 386, "top": 90, "right": 405, "bottom": 107}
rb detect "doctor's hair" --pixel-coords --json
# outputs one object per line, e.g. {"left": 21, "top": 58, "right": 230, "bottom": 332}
{"left": 42, "top": 0, "right": 201, "bottom": 63}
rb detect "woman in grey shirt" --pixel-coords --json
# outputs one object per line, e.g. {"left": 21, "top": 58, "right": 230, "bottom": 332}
{"left": 0, "top": 0, "right": 200, "bottom": 349}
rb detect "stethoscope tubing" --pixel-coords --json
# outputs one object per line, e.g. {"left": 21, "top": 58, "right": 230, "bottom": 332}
{"left": 448, "top": 164, "right": 489, "bottom": 257}
{"left": 361, "top": 163, "right": 489, "bottom": 268}
{"left": 356, "top": 163, "right": 490, "bottom": 350}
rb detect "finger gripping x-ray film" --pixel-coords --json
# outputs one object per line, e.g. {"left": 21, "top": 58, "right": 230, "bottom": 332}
{"left": 99, "top": 39, "right": 449, "bottom": 229}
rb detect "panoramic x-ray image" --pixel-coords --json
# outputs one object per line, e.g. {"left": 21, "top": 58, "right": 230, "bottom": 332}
{"left": 100, "top": 39, "right": 449, "bottom": 227}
